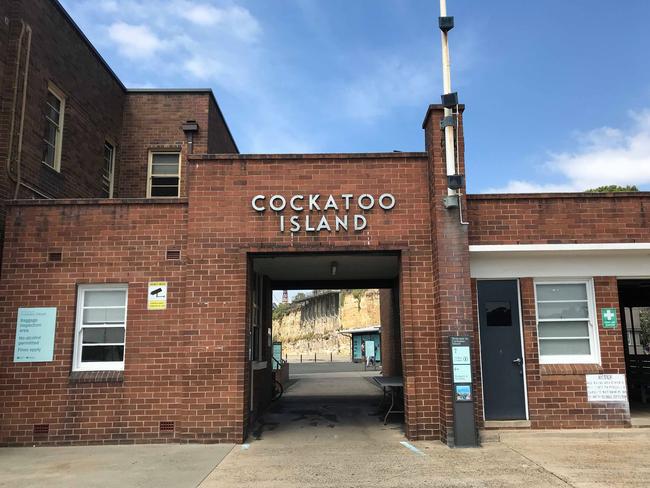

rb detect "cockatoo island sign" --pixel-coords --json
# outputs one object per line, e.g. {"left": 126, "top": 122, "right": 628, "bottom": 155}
{"left": 251, "top": 193, "right": 396, "bottom": 233}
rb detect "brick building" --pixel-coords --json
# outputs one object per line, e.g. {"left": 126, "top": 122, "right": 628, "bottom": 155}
{"left": 1, "top": 0, "right": 649, "bottom": 447}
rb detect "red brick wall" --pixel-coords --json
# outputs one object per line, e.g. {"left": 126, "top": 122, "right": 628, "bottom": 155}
{"left": 469, "top": 281, "right": 485, "bottom": 427}
{"left": 118, "top": 92, "right": 237, "bottom": 199}
{"left": 379, "top": 287, "right": 402, "bottom": 377}
{"left": 0, "top": 1, "right": 14, "bottom": 204}
{"left": 467, "top": 193, "right": 650, "bottom": 245}
{"left": 471, "top": 277, "right": 629, "bottom": 429}
{"left": 207, "top": 97, "right": 238, "bottom": 154}
{"left": 520, "top": 277, "right": 629, "bottom": 428}
{"left": 423, "top": 106, "right": 476, "bottom": 445}
{"left": 0, "top": 200, "right": 192, "bottom": 446}
{"left": 0, "top": 0, "right": 126, "bottom": 267}
{"left": 0, "top": 0, "right": 125, "bottom": 201}
{"left": 184, "top": 152, "right": 438, "bottom": 441}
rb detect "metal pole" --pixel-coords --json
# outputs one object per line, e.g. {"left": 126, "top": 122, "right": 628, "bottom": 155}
{"left": 440, "top": 0, "right": 456, "bottom": 193}
{"left": 314, "top": 352, "right": 317, "bottom": 363}
{"left": 300, "top": 354, "right": 302, "bottom": 363}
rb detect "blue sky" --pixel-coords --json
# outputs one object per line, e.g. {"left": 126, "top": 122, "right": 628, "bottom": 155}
{"left": 61, "top": 0, "right": 650, "bottom": 193}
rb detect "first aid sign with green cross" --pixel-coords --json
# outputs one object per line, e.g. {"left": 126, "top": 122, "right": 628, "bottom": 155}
{"left": 601, "top": 308, "right": 618, "bottom": 329}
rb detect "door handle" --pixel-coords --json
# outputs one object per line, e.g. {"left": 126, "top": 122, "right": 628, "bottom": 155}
{"left": 512, "top": 357, "right": 522, "bottom": 365}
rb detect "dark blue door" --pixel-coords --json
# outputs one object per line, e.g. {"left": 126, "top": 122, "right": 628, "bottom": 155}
{"left": 478, "top": 280, "right": 527, "bottom": 420}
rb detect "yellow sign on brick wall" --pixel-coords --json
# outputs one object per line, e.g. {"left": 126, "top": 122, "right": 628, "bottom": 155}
{"left": 148, "top": 282, "right": 167, "bottom": 310}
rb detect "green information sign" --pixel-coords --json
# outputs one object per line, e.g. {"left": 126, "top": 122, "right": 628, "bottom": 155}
{"left": 601, "top": 308, "right": 617, "bottom": 329}
{"left": 13, "top": 307, "right": 57, "bottom": 362}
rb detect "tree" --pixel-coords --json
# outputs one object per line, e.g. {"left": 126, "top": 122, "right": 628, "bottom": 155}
{"left": 272, "top": 302, "right": 292, "bottom": 321}
{"left": 585, "top": 185, "right": 639, "bottom": 193}
{"left": 292, "top": 292, "right": 306, "bottom": 302}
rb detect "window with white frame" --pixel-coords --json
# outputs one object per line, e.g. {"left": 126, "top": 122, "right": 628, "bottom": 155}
{"left": 73, "top": 285, "right": 128, "bottom": 371}
{"left": 42, "top": 83, "right": 66, "bottom": 171}
{"left": 148, "top": 152, "right": 180, "bottom": 197}
{"left": 535, "top": 280, "right": 599, "bottom": 364}
{"left": 102, "top": 141, "right": 115, "bottom": 198}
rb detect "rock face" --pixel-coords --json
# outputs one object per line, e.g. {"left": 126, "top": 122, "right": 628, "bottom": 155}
{"left": 272, "top": 289, "right": 380, "bottom": 361}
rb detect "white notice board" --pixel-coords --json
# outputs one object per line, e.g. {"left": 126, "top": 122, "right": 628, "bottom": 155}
{"left": 586, "top": 374, "right": 627, "bottom": 403}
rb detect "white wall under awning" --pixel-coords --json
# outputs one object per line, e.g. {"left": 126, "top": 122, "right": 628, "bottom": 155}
{"left": 469, "top": 243, "right": 650, "bottom": 279}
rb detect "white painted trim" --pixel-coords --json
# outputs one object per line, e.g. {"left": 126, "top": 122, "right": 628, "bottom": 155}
{"left": 104, "top": 138, "right": 116, "bottom": 198}
{"left": 471, "top": 253, "right": 650, "bottom": 279}
{"left": 72, "top": 283, "right": 128, "bottom": 372}
{"left": 147, "top": 151, "right": 181, "bottom": 198}
{"left": 533, "top": 278, "right": 601, "bottom": 365}
{"left": 44, "top": 82, "right": 66, "bottom": 172}
{"left": 470, "top": 243, "right": 650, "bottom": 253}
{"left": 515, "top": 280, "right": 530, "bottom": 420}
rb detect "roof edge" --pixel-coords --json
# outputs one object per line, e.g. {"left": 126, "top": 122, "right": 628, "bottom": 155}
{"left": 188, "top": 152, "right": 427, "bottom": 161}
{"left": 52, "top": 0, "right": 126, "bottom": 91}
{"left": 422, "top": 103, "right": 466, "bottom": 129}
{"left": 126, "top": 89, "right": 239, "bottom": 153}
{"left": 467, "top": 191, "right": 650, "bottom": 200}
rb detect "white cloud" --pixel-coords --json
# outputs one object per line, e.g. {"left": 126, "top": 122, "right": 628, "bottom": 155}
{"left": 339, "top": 56, "right": 433, "bottom": 122}
{"left": 184, "top": 55, "right": 225, "bottom": 80}
{"left": 176, "top": 3, "right": 261, "bottom": 42}
{"left": 107, "top": 22, "right": 165, "bottom": 60}
{"left": 486, "top": 110, "right": 650, "bottom": 193}
{"left": 98, "top": 0, "right": 118, "bottom": 12}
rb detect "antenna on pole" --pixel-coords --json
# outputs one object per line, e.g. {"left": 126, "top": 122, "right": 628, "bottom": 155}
{"left": 439, "top": 0, "right": 460, "bottom": 197}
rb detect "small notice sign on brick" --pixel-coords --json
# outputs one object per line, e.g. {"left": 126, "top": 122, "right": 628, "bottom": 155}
{"left": 601, "top": 308, "right": 618, "bottom": 329}
{"left": 586, "top": 374, "right": 627, "bottom": 402}
{"left": 148, "top": 282, "right": 168, "bottom": 310}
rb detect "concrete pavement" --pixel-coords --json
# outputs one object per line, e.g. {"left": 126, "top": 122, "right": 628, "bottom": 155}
{"left": 201, "top": 369, "right": 650, "bottom": 488}
{"left": 0, "top": 443, "right": 233, "bottom": 488}
{"left": 1, "top": 367, "right": 648, "bottom": 487}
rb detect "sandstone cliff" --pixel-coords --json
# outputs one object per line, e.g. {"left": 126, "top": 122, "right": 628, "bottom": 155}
{"left": 272, "top": 289, "right": 380, "bottom": 361}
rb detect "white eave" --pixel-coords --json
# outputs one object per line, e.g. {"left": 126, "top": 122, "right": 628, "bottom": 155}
{"left": 469, "top": 243, "right": 650, "bottom": 253}
{"left": 469, "top": 243, "right": 650, "bottom": 278}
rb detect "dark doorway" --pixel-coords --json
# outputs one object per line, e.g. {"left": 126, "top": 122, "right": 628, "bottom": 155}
{"left": 618, "top": 280, "right": 650, "bottom": 426}
{"left": 477, "top": 280, "right": 527, "bottom": 420}
{"left": 246, "top": 252, "right": 406, "bottom": 439}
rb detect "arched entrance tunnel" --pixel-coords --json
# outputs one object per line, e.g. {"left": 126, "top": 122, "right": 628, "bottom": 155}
{"left": 247, "top": 252, "right": 405, "bottom": 441}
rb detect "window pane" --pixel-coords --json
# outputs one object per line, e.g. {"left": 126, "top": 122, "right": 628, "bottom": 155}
{"left": 152, "top": 153, "right": 179, "bottom": 165}
{"left": 536, "top": 283, "right": 587, "bottom": 301}
{"left": 47, "top": 92, "right": 61, "bottom": 113}
{"left": 104, "top": 144, "right": 114, "bottom": 172}
{"left": 81, "top": 345, "right": 124, "bottom": 362}
{"left": 485, "top": 301, "right": 512, "bottom": 327}
{"left": 152, "top": 163, "right": 179, "bottom": 175}
{"left": 82, "top": 327, "right": 125, "bottom": 344}
{"left": 85, "top": 290, "right": 126, "bottom": 307}
{"left": 538, "top": 321, "right": 589, "bottom": 338}
{"left": 83, "top": 307, "right": 125, "bottom": 324}
{"left": 44, "top": 123, "right": 57, "bottom": 145}
{"left": 43, "top": 144, "right": 55, "bottom": 166}
{"left": 538, "top": 301, "right": 588, "bottom": 320}
{"left": 151, "top": 176, "right": 179, "bottom": 186}
{"left": 151, "top": 179, "right": 180, "bottom": 197}
{"left": 539, "top": 338, "right": 591, "bottom": 355}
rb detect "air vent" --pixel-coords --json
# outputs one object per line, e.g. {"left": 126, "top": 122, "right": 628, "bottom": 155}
{"left": 33, "top": 424, "right": 49, "bottom": 436}
{"left": 159, "top": 421, "right": 175, "bottom": 432}
{"left": 48, "top": 252, "right": 62, "bottom": 262}
{"left": 166, "top": 249, "right": 181, "bottom": 261}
